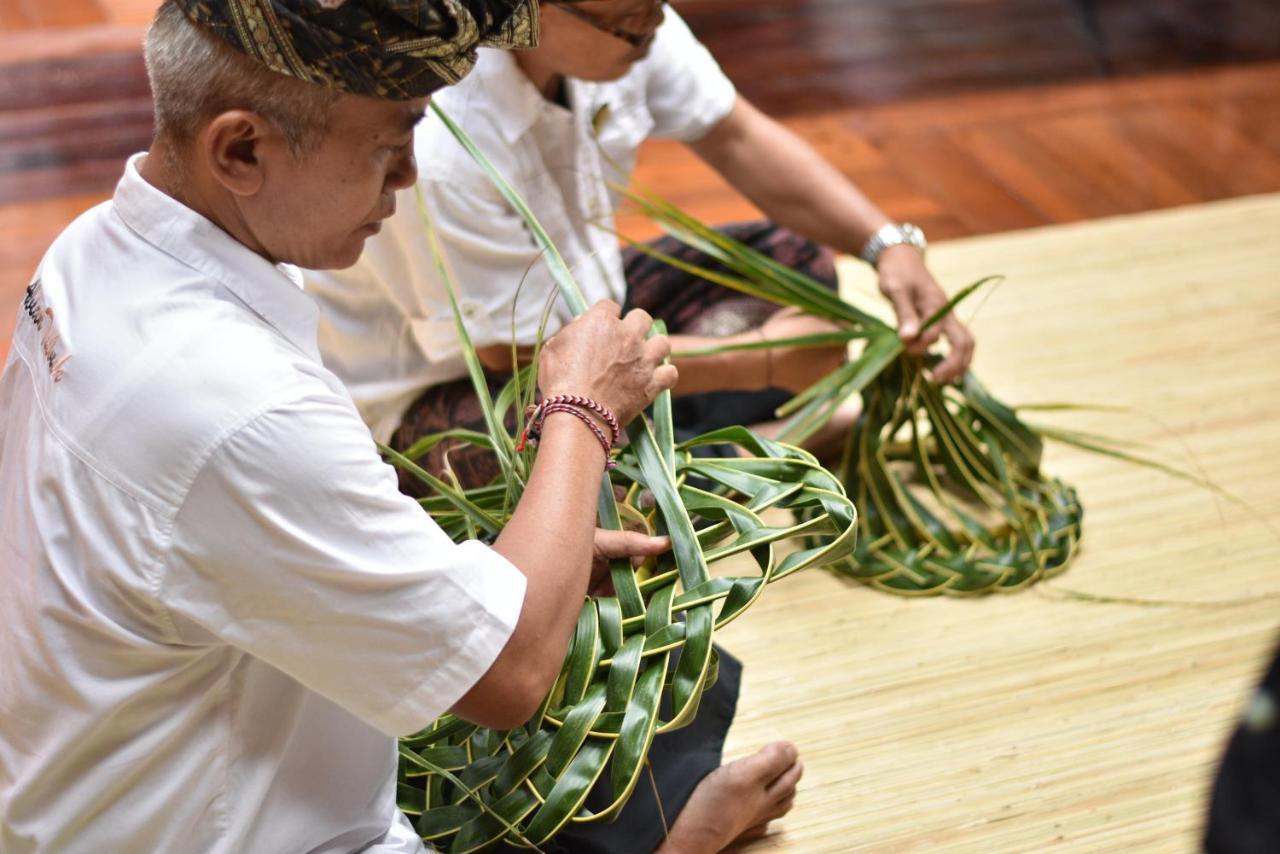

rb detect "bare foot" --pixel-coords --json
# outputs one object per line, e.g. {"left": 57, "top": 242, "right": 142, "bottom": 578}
{"left": 655, "top": 742, "right": 804, "bottom": 853}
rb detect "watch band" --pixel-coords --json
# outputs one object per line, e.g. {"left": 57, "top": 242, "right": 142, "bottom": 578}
{"left": 859, "top": 222, "right": 927, "bottom": 268}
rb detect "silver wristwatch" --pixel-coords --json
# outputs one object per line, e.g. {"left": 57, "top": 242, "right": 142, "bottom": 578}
{"left": 859, "top": 222, "right": 927, "bottom": 268}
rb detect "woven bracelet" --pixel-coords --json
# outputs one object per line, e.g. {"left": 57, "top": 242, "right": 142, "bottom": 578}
{"left": 539, "top": 394, "right": 620, "bottom": 445}
{"left": 516, "top": 396, "right": 619, "bottom": 470}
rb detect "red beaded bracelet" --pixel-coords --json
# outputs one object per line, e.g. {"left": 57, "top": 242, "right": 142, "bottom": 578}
{"left": 516, "top": 395, "right": 619, "bottom": 470}
{"left": 540, "top": 394, "right": 621, "bottom": 445}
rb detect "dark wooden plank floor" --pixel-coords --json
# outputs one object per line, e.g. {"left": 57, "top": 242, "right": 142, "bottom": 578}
{"left": 4, "top": 0, "right": 1280, "bottom": 354}
{"left": 623, "top": 61, "right": 1280, "bottom": 241}
{"left": 6, "top": 0, "right": 1280, "bottom": 206}
{"left": 0, "top": 51, "right": 152, "bottom": 203}
{"left": 681, "top": 0, "right": 1280, "bottom": 114}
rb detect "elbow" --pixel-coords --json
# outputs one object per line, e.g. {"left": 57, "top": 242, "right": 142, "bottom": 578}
{"left": 498, "top": 695, "right": 544, "bottom": 731}
{"left": 503, "top": 659, "right": 558, "bottom": 727}
{"left": 459, "top": 655, "right": 556, "bottom": 731}
{"left": 477, "top": 672, "right": 548, "bottom": 730}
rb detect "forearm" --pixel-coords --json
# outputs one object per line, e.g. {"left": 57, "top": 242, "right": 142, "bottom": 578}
{"left": 692, "top": 97, "right": 890, "bottom": 257}
{"left": 692, "top": 100, "right": 977, "bottom": 382}
{"left": 452, "top": 300, "right": 676, "bottom": 728}
{"left": 449, "top": 415, "right": 604, "bottom": 728}
{"left": 492, "top": 417, "right": 607, "bottom": 691}
{"left": 669, "top": 332, "right": 767, "bottom": 396}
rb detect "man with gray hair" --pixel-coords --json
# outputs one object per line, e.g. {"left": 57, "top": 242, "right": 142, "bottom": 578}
{"left": 0, "top": 1, "right": 797, "bottom": 851}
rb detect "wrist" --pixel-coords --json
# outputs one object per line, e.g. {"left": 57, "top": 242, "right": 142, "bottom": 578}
{"left": 860, "top": 222, "right": 927, "bottom": 269}
{"left": 876, "top": 244, "right": 926, "bottom": 274}
{"left": 538, "top": 413, "right": 610, "bottom": 467}
{"left": 518, "top": 394, "right": 619, "bottom": 470}
{"left": 541, "top": 384, "right": 611, "bottom": 415}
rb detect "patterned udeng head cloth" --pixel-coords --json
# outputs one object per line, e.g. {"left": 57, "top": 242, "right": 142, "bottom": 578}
{"left": 172, "top": 0, "right": 540, "bottom": 99}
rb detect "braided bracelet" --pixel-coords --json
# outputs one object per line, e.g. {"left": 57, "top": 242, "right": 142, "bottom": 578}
{"left": 516, "top": 396, "right": 619, "bottom": 470}
{"left": 540, "top": 394, "right": 620, "bottom": 445}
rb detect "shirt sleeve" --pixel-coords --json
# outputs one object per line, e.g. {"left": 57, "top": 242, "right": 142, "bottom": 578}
{"left": 643, "top": 8, "right": 738, "bottom": 142}
{"left": 162, "top": 388, "right": 527, "bottom": 737}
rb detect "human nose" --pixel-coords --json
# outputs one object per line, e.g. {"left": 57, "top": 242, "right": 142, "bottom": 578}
{"left": 386, "top": 145, "right": 417, "bottom": 193}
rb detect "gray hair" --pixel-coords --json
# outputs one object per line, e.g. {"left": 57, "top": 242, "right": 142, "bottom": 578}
{"left": 144, "top": 1, "right": 338, "bottom": 161}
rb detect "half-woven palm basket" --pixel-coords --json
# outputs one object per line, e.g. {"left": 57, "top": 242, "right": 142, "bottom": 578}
{"left": 385, "top": 105, "right": 859, "bottom": 852}
{"left": 613, "top": 186, "right": 1084, "bottom": 597}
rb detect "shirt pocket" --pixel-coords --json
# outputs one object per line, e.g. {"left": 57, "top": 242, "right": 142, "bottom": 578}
{"left": 592, "top": 94, "right": 654, "bottom": 163}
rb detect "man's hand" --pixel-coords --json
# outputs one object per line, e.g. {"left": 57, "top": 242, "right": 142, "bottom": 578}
{"left": 539, "top": 300, "right": 678, "bottom": 425}
{"left": 876, "top": 246, "right": 975, "bottom": 384}
{"left": 589, "top": 529, "right": 671, "bottom": 597}
{"left": 687, "top": 95, "right": 976, "bottom": 383}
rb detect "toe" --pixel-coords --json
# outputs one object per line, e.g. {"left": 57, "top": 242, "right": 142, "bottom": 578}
{"left": 766, "top": 794, "right": 796, "bottom": 822}
{"left": 743, "top": 741, "right": 799, "bottom": 784}
{"left": 766, "top": 758, "right": 804, "bottom": 797}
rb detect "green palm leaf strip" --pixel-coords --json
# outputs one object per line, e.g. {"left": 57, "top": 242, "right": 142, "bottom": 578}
{"left": 385, "top": 104, "right": 858, "bottom": 851}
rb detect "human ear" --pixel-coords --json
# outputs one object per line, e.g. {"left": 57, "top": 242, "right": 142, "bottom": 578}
{"left": 201, "top": 110, "right": 273, "bottom": 197}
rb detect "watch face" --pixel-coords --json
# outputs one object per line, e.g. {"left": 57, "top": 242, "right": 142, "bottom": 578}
{"left": 902, "top": 223, "right": 927, "bottom": 250}
{"left": 863, "top": 223, "right": 927, "bottom": 266}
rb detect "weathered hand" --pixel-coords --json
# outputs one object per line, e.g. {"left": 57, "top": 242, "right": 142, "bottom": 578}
{"left": 758, "top": 307, "right": 848, "bottom": 393}
{"left": 538, "top": 300, "right": 678, "bottom": 425}
{"left": 589, "top": 529, "right": 671, "bottom": 597}
{"left": 876, "top": 246, "right": 975, "bottom": 384}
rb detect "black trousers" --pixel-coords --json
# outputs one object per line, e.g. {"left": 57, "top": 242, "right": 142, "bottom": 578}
{"left": 492, "top": 649, "right": 743, "bottom": 854}
{"left": 1205, "top": 637, "right": 1280, "bottom": 853}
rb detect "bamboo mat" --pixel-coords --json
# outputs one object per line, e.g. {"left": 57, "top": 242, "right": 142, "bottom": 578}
{"left": 713, "top": 194, "right": 1280, "bottom": 853}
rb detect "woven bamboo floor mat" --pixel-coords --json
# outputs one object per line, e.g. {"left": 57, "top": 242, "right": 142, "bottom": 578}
{"left": 714, "top": 193, "right": 1280, "bottom": 853}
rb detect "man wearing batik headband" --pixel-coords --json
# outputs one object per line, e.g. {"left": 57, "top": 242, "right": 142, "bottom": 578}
{"left": 0, "top": 2, "right": 701, "bottom": 851}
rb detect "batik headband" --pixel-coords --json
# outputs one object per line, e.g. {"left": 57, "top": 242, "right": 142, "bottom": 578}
{"left": 173, "top": 0, "right": 540, "bottom": 99}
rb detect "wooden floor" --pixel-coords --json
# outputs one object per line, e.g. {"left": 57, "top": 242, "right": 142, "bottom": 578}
{"left": 680, "top": 0, "right": 1280, "bottom": 114}
{"left": 718, "top": 194, "right": 1280, "bottom": 852}
{"left": 622, "top": 60, "right": 1280, "bottom": 242}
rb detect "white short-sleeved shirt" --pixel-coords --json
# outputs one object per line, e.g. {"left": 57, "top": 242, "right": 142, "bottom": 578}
{"left": 305, "top": 8, "right": 737, "bottom": 442}
{"left": 0, "top": 155, "right": 526, "bottom": 853}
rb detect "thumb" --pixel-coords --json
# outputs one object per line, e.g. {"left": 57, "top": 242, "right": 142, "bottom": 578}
{"left": 884, "top": 284, "right": 920, "bottom": 341}
{"left": 593, "top": 529, "right": 671, "bottom": 561}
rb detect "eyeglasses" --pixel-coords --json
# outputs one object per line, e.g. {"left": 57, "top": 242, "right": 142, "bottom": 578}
{"left": 552, "top": 1, "right": 665, "bottom": 49}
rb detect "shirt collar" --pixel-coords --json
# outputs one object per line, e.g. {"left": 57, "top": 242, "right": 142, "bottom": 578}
{"left": 112, "top": 153, "right": 322, "bottom": 363}
{"left": 470, "top": 48, "right": 557, "bottom": 144}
